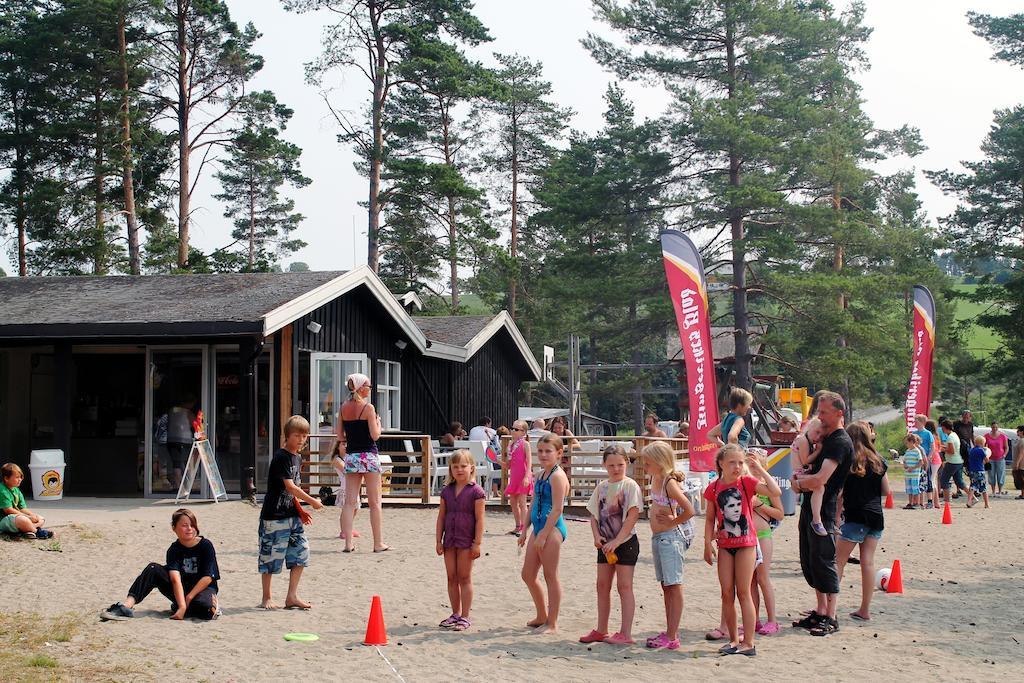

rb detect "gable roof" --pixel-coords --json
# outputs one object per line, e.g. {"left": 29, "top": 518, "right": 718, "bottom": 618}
{"left": 412, "top": 313, "right": 542, "bottom": 380}
{"left": 0, "top": 270, "right": 343, "bottom": 333}
{"left": 0, "top": 266, "right": 540, "bottom": 379}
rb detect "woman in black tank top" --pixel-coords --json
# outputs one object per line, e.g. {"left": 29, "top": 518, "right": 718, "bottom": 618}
{"left": 338, "top": 373, "right": 388, "bottom": 552}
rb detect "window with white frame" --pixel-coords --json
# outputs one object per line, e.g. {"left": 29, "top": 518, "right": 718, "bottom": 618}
{"left": 376, "top": 360, "right": 401, "bottom": 430}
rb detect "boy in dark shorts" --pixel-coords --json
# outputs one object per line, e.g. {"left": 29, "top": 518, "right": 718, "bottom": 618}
{"left": 258, "top": 416, "right": 323, "bottom": 609}
{"left": 966, "top": 436, "right": 990, "bottom": 509}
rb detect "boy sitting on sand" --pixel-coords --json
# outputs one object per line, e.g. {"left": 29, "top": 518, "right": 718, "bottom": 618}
{"left": 258, "top": 416, "right": 322, "bottom": 609}
{"left": 0, "top": 463, "right": 53, "bottom": 539}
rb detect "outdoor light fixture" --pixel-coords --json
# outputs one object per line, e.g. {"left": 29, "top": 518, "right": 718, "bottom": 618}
{"left": 395, "top": 339, "right": 408, "bottom": 350}
{"left": 306, "top": 321, "right": 322, "bottom": 334}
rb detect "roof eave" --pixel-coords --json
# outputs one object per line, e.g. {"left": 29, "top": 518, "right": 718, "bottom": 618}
{"left": 261, "top": 266, "right": 429, "bottom": 352}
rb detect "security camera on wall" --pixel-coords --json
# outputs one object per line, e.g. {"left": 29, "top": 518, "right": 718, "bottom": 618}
{"left": 306, "top": 321, "right": 322, "bottom": 334}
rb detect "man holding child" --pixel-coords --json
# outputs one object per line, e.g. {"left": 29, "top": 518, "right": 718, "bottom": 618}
{"left": 790, "top": 391, "right": 853, "bottom": 637}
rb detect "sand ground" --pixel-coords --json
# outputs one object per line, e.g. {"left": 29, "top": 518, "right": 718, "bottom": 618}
{"left": 1, "top": 493, "right": 1022, "bottom": 682}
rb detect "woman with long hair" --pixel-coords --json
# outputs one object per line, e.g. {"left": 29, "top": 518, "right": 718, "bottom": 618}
{"left": 835, "top": 421, "right": 890, "bottom": 621}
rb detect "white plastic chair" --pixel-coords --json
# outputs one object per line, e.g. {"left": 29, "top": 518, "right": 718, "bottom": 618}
{"left": 454, "top": 440, "right": 500, "bottom": 496}
{"left": 430, "top": 446, "right": 450, "bottom": 494}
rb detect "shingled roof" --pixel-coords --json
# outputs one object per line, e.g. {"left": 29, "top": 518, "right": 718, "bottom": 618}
{"left": 0, "top": 267, "right": 542, "bottom": 379}
{"left": 411, "top": 315, "right": 494, "bottom": 347}
{"left": 0, "top": 271, "right": 344, "bottom": 326}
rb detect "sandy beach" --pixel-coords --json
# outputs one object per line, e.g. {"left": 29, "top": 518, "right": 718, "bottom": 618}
{"left": 2, "top": 493, "right": 1021, "bottom": 682}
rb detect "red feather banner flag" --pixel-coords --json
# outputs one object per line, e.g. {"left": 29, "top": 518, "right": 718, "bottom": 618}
{"left": 660, "top": 230, "right": 719, "bottom": 472}
{"left": 904, "top": 285, "right": 936, "bottom": 431}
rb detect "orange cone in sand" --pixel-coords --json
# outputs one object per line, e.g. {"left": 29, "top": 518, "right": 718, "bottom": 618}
{"left": 884, "top": 491, "right": 895, "bottom": 509}
{"left": 363, "top": 595, "right": 388, "bottom": 646}
{"left": 886, "top": 559, "right": 904, "bottom": 594}
{"left": 942, "top": 501, "right": 953, "bottom": 525}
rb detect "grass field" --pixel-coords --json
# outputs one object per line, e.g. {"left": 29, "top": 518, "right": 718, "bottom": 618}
{"left": 951, "top": 283, "right": 1003, "bottom": 359}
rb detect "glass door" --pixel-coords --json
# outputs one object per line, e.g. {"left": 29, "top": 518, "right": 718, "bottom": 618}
{"left": 310, "top": 353, "right": 368, "bottom": 455}
{"left": 147, "top": 348, "right": 206, "bottom": 496}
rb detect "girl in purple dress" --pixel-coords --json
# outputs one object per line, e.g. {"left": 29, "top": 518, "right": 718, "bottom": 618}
{"left": 435, "top": 450, "right": 486, "bottom": 631}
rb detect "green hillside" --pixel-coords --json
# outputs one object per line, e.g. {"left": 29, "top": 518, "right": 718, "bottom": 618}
{"left": 952, "top": 284, "right": 1002, "bottom": 359}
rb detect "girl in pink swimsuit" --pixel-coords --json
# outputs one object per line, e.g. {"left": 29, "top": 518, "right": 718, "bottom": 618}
{"left": 504, "top": 420, "right": 533, "bottom": 536}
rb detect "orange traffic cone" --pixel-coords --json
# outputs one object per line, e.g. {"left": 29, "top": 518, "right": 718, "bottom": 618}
{"left": 884, "top": 491, "right": 895, "bottom": 509}
{"left": 941, "top": 501, "right": 953, "bottom": 525}
{"left": 363, "top": 595, "right": 388, "bottom": 646}
{"left": 886, "top": 559, "right": 904, "bottom": 594}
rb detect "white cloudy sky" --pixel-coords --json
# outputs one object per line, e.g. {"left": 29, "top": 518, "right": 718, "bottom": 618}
{"left": 7, "top": 0, "right": 1024, "bottom": 275}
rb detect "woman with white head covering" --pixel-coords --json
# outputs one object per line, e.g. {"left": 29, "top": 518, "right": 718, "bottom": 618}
{"left": 338, "top": 372, "right": 389, "bottom": 552}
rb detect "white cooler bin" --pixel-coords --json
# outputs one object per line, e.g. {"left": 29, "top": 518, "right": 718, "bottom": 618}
{"left": 29, "top": 449, "right": 66, "bottom": 501}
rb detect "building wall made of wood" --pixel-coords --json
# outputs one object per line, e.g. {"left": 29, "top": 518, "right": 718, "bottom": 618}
{"left": 403, "top": 329, "right": 529, "bottom": 434}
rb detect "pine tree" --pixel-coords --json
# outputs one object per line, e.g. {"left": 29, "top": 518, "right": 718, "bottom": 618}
{"left": 473, "top": 53, "right": 570, "bottom": 318}
{"left": 527, "top": 86, "right": 673, "bottom": 424}
{"left": 212, "top": 91, "right": 310, "bottom": 272}
{"left": 383, "top": 12, "right": 492, "bottom": 311}
{"left": 586, "top": 0, "right": 858, "bottom": 391}
{"left": 150, "top": 0, "right": 262, "bottom": 269}
{"left": 286, "top": 0, "right": 490, "bottom": 272}
{"left": 928, "top": 11, "right": 1024, "bottom": 387}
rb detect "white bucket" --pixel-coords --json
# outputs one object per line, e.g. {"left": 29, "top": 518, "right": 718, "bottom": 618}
{"left": 29, "top": 449, "right": 65, "bottom": 501}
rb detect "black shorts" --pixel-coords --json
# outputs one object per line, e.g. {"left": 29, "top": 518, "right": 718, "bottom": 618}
{"left": 597, "top": 534, "right": 640, "bottom": 566}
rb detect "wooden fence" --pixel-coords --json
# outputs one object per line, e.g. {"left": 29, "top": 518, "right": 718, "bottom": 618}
{"left": 299, "top": 434, "right": 433, "bottom": 504}
{"left": 498, "top": 435, "right": 692, "bottom": 508}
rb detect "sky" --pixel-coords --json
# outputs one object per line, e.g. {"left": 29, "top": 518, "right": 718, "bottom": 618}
{"left": 7, "top": 0, "right": 1024, "bottom": 275}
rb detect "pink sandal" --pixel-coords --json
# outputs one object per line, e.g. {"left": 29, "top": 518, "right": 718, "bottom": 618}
{"left": 645, "top": 632, "right": 680, "bottom": 650}
{"left": 756, "top": 621, "right": 781, "bottom": 635}
{"left": 579, "top": 630, "right": 608, "bottom": 643}
{"left": 606, "top": 632, "right": 635, "bottom": 645}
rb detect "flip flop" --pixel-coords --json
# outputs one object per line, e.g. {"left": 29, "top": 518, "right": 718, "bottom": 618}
{"left": 849, "top": 612, "right": 869, "bottom": 622}
{"left": 579, "top": 630, "right": 608, "bottom": 643}
{"left": 342, "top": 547, "right": 356, "bottom": 553}
{"left": 284, "top": 603, "right": 312, "bottom": 611}
{"left": 373, "top": 546, "right": 391, "bottom": 553}
{"left": 705, "top": 627, "right": 728, "bottom": 641}
{"left": 606, "top": 632, "right": 635, "bottom": 645}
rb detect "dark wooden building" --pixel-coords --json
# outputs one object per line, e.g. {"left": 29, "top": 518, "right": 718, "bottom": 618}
{"left": 0, "top": 267, "right": 539, "bottom": 497}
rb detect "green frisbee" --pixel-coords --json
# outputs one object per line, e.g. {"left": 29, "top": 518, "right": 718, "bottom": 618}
{"left": 284, "top": 632, "right": 320, "bottom": 642}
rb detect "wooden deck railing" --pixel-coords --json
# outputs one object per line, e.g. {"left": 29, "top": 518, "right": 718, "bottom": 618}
{"left": 299, "top": 434, "right": 433, "bottom": 504}
{"left": 498, "top": 435, "right": 691, "bottom": 507}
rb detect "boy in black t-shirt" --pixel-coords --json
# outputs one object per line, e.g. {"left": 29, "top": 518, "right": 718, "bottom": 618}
{"left": 258, "top": 416, "right": 323, "bottom": 609}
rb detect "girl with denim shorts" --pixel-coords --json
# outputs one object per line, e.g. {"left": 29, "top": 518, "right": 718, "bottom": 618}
{"left": 641, "top": 441, "right": 696, "bottom": 651}
{"left": 835, "top": 421, "right": 890, "bottom": 622}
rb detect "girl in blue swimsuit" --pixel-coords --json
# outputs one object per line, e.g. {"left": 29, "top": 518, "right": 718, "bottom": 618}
{"left": 519, "top": 433, "right": 569, "bottom": 635}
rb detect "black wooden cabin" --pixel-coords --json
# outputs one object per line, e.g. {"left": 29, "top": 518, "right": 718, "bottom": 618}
{"left": 0, "top": 267, "right": 540, "bottom": 497}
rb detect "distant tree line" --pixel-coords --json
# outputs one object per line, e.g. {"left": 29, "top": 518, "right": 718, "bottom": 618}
{"left": 0, "top": 0, "right": 308, "bottom": 275}
{"left": 4, "top": 0, "right": 1019, "bottom": 423}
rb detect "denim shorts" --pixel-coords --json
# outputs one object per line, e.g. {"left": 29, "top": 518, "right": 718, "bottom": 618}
{"left": 258, "top": 517, "right": 309, "bottom": 574}
{"left": 839, "top": 522, "right": 882, "bottom": 544}
{"left": 651, "top": 525, "right": 690, "bottom": 586}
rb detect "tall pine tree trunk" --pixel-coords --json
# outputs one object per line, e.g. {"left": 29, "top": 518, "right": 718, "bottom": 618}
{"left": 176, "top": 2, "right": 190, "bottom": 269}
{"left": 94, "top": 88, "right": 107, "bottom": 275}
{"left": 118, "top": 11, "right": 140, "bottom": 275}
{"left": 726, "top": 26, "right": 752, "bottom": 392}
{"left": 248, "top": 177, "right": 256, "bottom": 269}
{"left": 366, "top": 0, "right": 385, "bottom": 273}
{"left": 833, "top": 182, "right": 852, "bottom": 413}
{"left": 441, "top": 101, "right": 459, "bottom": 311}
{"left": 15, "top": 145, "right": 27, "bottom": 276}
{"left": 509, "top": 121, "right": 519, "bottom": 318}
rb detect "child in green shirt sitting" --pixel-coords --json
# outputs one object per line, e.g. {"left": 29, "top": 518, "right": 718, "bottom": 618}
{"left": 0, "top": 463, "right": 53, "bottom": 539}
